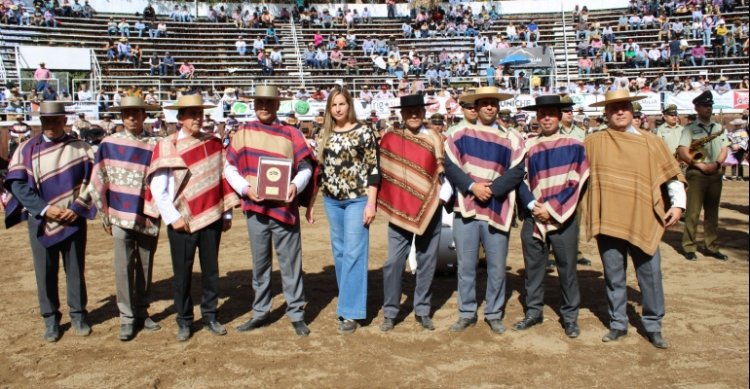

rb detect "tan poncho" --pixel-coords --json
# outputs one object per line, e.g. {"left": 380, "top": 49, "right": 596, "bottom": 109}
{"left": 580, "top": 129, "right": 685, "bottom": 256}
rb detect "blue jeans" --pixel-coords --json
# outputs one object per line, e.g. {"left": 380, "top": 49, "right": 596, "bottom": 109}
{"left": 323, "top": 195, "right": 369, "bottom": 320}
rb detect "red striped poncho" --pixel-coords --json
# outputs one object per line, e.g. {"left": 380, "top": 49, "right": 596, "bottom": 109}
{"left": 377, "top": 129, "right": 444, "bottom": 235}
{"left": 91, "top": 131, "right": 160, "bottom": 236}
{"left": 145, "top": 132, "right": 239, "bottom": 232}
{"left": 3, "top": 134, "right": 97, "bottom": 247}
{"left": 524, "top": 133, "right": 589, "bottom": 241}
{"left": 225, "top": 120, "right": 317, "bottom": 225}
{"left": 445, "top": 123, "right": 525, "bottom": 232}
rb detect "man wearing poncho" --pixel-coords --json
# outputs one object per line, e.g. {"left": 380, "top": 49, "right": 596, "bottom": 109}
{"left": 515, "top": 95, "right": 589, "bottom": 338}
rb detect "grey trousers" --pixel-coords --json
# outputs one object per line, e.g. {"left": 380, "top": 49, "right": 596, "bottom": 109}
{"left": 520, "top": 215, "right": 580, "bottom": 324}
{"left": 597, "top": 234, "right": 665, "bottom": 332}
{"left": 112, "top": 226, "right": 158, "bottom": 325}
{"left": 246, "top": 212, "right": 305, "bottom": 322}
{"left": 453, "top": 217, "right": 509, "bottom": 320}
{"left": 28, "top": 221, "right": 87, "bottom": 326}
{"left": 382, "top": 211, "right": 441, "bottom": 319}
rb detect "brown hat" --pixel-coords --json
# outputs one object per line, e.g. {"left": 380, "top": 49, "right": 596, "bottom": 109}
{"left": 163, "top": 94, "right": 216, "bottom": 110}
{"left": 589, "top": 89, "right": 647, "bottom": 108}
{"left": 243, "top": 85, "right": 290, "bottom": 101}
{"left": 458, "top": 86, "right": 513, "bottom": 105}
{"left": 109, "top": 96, "right": 161, "bottom": 112}
{"left": 39, "top": 101, "right": 71, "bottom": 117}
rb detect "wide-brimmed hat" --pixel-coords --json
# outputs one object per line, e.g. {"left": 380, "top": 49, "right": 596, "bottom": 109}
{"left": 243, "top": 85, "right": 290, "bottom": 101}
{"left": 163, "top": 94, "right": 216, "bottom": 110}
{"left": 39, "top": 101, "right": 71, "bottom": 117}
{"left": 458, "top": 86, "right": 513, "bottom": 105}
{"left": 729, "top": 118, "right": 745, "bottom": 126}
{"left": 391, "top": 94, "right": 431, "bottom": 109}
{"left": 520, "top": 95, "right": 575, "bottom": 111}
{"left": 589, "top": 89, "right": 647, "bottom": 107}
{"left": 109, "top": 96, "right": 161, "bottom": 111}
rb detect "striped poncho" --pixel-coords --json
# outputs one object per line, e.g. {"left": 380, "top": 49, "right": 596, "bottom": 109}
{"left": 377, "top": 129, "right": 443, "bottom": 235}
{"left": 3, "top": 134, "right": 97, "bottom": 247}
{"left": 145, "top": 132, "right": 239, "bottom": 232}
{"left": 225, "top": 120, "right": 316, "bottom": 225}
{"left": 90, "top": 131, "right": 160, "bottom": 237}
{"left": 523, "top": 133, "right": 589, "bottom": 241}
{"left": 445, "top": 123, "right": 525, "bottom": 232}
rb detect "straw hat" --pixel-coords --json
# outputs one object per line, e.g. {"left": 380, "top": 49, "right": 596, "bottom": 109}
{"left": 458, "top": 86, "right": 513, "bottom": 105}
{"left": 163, "top": 94, "right": 216, "bottom": 110}
{"left": 108, "top": 96, "right": 161, "bottom": 111}
{"left": 39, "top": 102, "right": 71, "bottom": 117}
{"left": 589, "top": 89, "right": 647, "bottom": 107}
{"left": 242, "top": 85, "right": 290, "bottom": 101}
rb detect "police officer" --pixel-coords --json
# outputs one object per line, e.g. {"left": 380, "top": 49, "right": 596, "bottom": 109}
{"left": 677, "top": 91, "right": 730, "bottom": 261}
{"left": 655, "top": 104, "right": 683, "bottom": 154}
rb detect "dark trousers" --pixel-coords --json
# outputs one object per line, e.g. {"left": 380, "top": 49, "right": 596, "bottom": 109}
{"left": 167, "top": 220, "right": 223, "bottom": 326}
{"left": 28, "top": 221, "right": 88, "bottom": 326}
{"left": 682, "top": 168, "right": 722, "bottom": 253}
{"left": 382, "top": 211, "right": 441, "bottom": 319}
{"left": 520, "top": 215, "right": 580, "bottom": 324}
{"left": 597, "top": 234, "right": 665, "bottom": 332}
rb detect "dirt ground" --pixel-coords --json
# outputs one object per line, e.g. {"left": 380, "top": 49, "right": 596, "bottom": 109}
{"left": 0, "top": 182, "right": 747, "bottom": 388}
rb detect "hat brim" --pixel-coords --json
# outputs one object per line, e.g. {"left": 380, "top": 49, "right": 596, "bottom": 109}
{"left": 589, "top": 95, "right": 646, "bottom": 108}
{"left": 108, "top": 104, "right": 162, "bottom": 112}
{"left": 162, "top": 103, "right": 217, "bottom": 110}
{"left": 390, "top": 102, "right": 432, "bottom": 109}
{"left": 39, "top": 113, "right": 68, "bottom": 117}
{"left": 459, "top": 92, "right": 514, "bottom": 105}
{"left": 241, "top": 95, "right": 290, "bottom": 101}
{"left": 520, "top": 102, "right": 575, "bottom": 111}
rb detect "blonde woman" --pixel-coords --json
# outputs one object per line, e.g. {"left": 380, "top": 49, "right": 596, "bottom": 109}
{"left": 309, "top": 86, "right": 379, "bottom": 334}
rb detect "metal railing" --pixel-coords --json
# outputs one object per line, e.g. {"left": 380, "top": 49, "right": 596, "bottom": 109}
{"left": 288, "top": 13, "right": 307, "bottom": 88}
{"left": 91, "top": 48, "right": 101, "bottom": 93}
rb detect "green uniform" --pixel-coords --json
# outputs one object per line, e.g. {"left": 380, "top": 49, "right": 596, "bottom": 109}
{"left": 678, "top": 120, "right": 730, "bottom": 254}
{"left": 655, "top": 123, "right": 684, "bottom": 154}
{"left": 559, "top": 124, "right": 586, "bottom": 142}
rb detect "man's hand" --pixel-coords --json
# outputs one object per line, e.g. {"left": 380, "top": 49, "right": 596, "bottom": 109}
{"left": 222, "top": 219, "right": 232, "bottom": 232}
{"left": 532, "top": 202, "right": 551, "bottom": 224}
{"left": 695, "top": 162, "right": 718, "bottom": 175}
{"left": 59, "top": 209, "right": 78, "bottom": 224}
{"left": 470, "top": 182, "right": 492, "bottom": 202}
{"left": 171, "top": 217, "right": 188, "bottom": 232}
{"left": 305, "top": 206, "right": 316, "bottom": 224}
{"left": 44, "top": 205, "right": 66, "bottom": 223}
{"left": 664, "top": 207, "right": 683, "bottom": 228}
{"left": 246, "top": 186, "right": 264, "bottom": 202}
{"left": 285, "top": 183, "right": 298, "bottom": 203}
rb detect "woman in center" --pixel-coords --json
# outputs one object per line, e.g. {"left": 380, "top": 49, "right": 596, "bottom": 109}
{"left": 313, "top": 86, "right": 379, "bottom": 334}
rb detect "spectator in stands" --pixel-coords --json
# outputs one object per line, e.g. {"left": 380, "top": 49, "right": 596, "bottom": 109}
{"left": 362, "top": 36, "right": 375, "bottom": 57}
{"left": 690, "top": 42, "right": 706, "bottom": 66}
{"left": 206, "top": 5, "right": 217, "bottom": 23}
{"left": 647, "top": 44, "right": 662, "bottom": 67}
{"left": 82, "top": 1, "right": 94, "bottom": 19}
{"left": 143, "top": 3, "right": 155, "bottom": 21}
{"left": 157, "top": 21, "right": 168, "bottom": 37}
{"left": 372, "top": 54, "right": 387, "bottom": 75}
{"left": 303, "top": 45, "right": 317, "bottom": 68}
{"left": 669, "top": 35, "right": 682, "bottom": 71}
{"left": 629, "top": 13, "right": 642, "bottom": 30}
{"left": 236, "top": 36, "right": 247, "bottom": 56}
{"left": 96, "top": 89, "right": 109, "bottom": 112}
{"left": 179, "top": 61, "right": 195, "bottom": 80}
{"left": 345, "top": 55, "right": 359, "bottom": 75}
{"left": 527, "top": 19, "right": 539, "bottom": 43}
{"left": 402, "top": 20, "right": 413, "bottom": 38}
{"left": 181, "top": 5, "right": 193, "bottom": 23}
{"left": 42, "top": 86, "right": 58, "bottom": 101}
{"left": 34, "top": 62, "right": 51, "bottom": 93}
{"left": 118, "top": 18, "right": 131, "bottom": 38}
{"left": 265, "top": 24, "right": 279, "bottom": 46}
{"left": 635, "top": 46, "right": 650, "bottom": 68}
{"left": 134, "top": 19, "right": 146, "bottom": 38}
{"left": 252, "top": 36, "right": 265, "bottom": 56}
{"left": 714, "top": 76, "right": 732, "bottom": 94}
{"left": 162, "top": 52, "right": 176, "bottom": 76}
{"left": 76, "top": 83, "right": 92, "bottom": 102}
{"left": 375, "top": 84, "right": 394, "bottom": 100}
{"left": 437, "top": 65, "right": 451, "bottom": 86}
{"left": 613, "top": 39, "right": 625, "bottom": 62}
{"left": 259, "top": 52, "right": 273, "bottom": 76}
{"left": 387, "top": 0, "right": 396, "bottom": 19}
{"left": 315, "top": 47, "right": 330, "bottom": 70}
{"left": 358, "top": 85, "right": 373, "bottom": 105}
{"left": 321, "top": 9, "right": 333, "bottom": 28}
{"left": 702, "top": 15, "right": 714, "bottom": 46}
{"left": 148, "top": 53, "right": 161, "bottom": 76}
{"left": 506, "top": 22, "right": 518, "bottom": 42}
{"left": 362, "top": 7, "right": 372, "bottom": 24}
{"left": 103, "top": 39, "right": 116, "bottom": 62}
{"left": 131, "top": 45, "right": 142, "bottom": 68}
{"left": 117, "top": 38, "right": 131, "bottom": 62}
{"left": 329, "top": 47, "right": 344, "bottom": 69}
{"left": 107, "top": 17, "right": 118, "bottom": 36}
{"left": 617, "top": 14, "right": 629, "bottom": 31}
{"left": 270, "top": 47, "right": 283, "bottom": 67}
{"left": 577, "top": 39, "right": 590, "bottom": 57}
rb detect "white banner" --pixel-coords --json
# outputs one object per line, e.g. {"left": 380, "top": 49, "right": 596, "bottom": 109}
{"left": 160, "top": 101, "right": 224, "bottom": 122}
{"left": 665, "top": 91, "right": 746, "bottom": 114}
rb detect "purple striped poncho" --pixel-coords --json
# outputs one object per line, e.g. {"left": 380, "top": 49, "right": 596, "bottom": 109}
{"left": 91, "top": 131, "right": 159, "bottom": 237}
{"left": 3, "top": 134, "right": 96, "bottom": 247}
{"left": 524, "top": 134, "right": 589, "bottom": 240}
{"left": 445, "top": 124, "right": 525, "bottom": 232}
